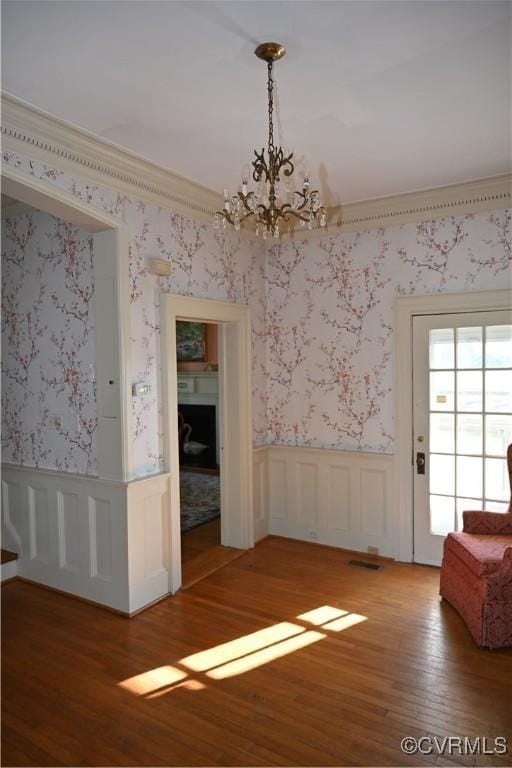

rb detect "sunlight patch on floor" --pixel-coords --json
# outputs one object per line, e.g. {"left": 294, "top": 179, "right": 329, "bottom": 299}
{"left": 180, "top": 621, "right": 304, "bottom": 672}
{"left": 118, "top": 605, "right": 368, "bottom": 696}
{"left": 206, "top": 630, "right": 325, "bottom": 680}
{"left": 119, "top": 665, "right": 187, "bottom": 695}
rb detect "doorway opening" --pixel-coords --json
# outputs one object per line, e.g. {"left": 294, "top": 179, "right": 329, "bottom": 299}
{"left": 176, "top": 321, "right": 231, "bottom": 586}
{"left": 160, "top": 295, "right": 253, "bottom": 594}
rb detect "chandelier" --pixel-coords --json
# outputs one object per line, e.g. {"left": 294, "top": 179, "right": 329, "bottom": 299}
{"left": 214, "top": 42, "right": 327, "bottom": 239}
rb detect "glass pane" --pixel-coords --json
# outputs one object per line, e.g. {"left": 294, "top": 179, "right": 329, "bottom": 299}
{"left": 485, "top": 325, "right": 512, "bottom": 368}
{"left": 486, "top": 370, "right": 512, "bottom": 413}
{"left": 430, "top": 328, "right": 454, "bottom": 369}
{"left": 430, "top": 372, "right": 454, "bottom": 411}
{"left": 485, "top": 414, "right": 512, "bottom": 457}
{"left": 456, "top": 455, "right": 483, "bottom": 497}
{"left": 485, "top": 458, "right": 509, "bottom": 501}
{"left": 457, "top": 371, "right": 482, "bottom": 412}
{"left": 430, "top": 495, "right": 455, "bottom": 536}
{"left": 485, "top": 500, "right": 510, "bottom": 513}
{"left": 430, "top": 453, "right": 455, "bottom": 495}
{"left": 430, "top": 413, "right": 454, "bottom": 453}
{"left": 456, "top": 497, "right": 483, "bottom": 531}
{"left": 457, "top": 327, "right": 482, "bottom": 369}
{"left": 456, "top": 414, "right": 482, "bottom": 455}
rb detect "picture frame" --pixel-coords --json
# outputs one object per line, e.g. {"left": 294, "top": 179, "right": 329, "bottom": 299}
{"left": 176, "top": 321, "right": 206, "bottom": 362}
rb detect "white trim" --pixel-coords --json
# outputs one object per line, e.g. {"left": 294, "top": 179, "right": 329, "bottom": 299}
{"left": 1, "top": 560, "right": 18, "bottom": 583}
{"left": 160, "top": 294, "right": 253, "bottom": 594}
{"left": 2, "top": 93, "right": 510, "bottom": 233}
{"left": 2, "top": 92, "right": 221, "bottom": 221}
{"left": 0, "top": 463, "right": 172, "bottom": 612}
{"left": 265, "top": 445, "right": 394, "bottom": 556}
{"left": 288, "top": 175, "right": 511, "bottom": 239}
{"left": 394, "top": 288, "right": 512, "bottom": 562}
{"left": 1, "top": 165, "right": 133, "bottom": 482}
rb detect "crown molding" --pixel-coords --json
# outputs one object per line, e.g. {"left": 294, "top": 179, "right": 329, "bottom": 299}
{"left": 1, "top": 92, "right": 222, "bottom": 221}
{"left": 1, "top": 92, "right": 510, "bottom": 236}
{"left": 287, "top": 174, "right": 511, "bottom": 241}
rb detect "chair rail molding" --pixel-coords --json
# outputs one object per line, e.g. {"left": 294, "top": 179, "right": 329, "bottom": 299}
{"left": 394, "top": 288, "right": 512, "bottom": 563}
{"left": 2, "top": 93, "right": 510, "bottom": 233}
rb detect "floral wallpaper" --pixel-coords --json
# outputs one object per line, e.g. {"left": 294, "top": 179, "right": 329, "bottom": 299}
{"left": 1, "top": 150, "right": 267, "bottom": 477}
{"left": 1, "top": 149, "right": 510, "bottom": 476}
{"left": 263, "top": 211, "right": 511, "bottom": 452}
{"left": 2, "top": 210, "right": 97, "bottom": 473}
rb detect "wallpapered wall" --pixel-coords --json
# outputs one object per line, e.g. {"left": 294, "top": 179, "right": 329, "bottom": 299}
{"left": 1, "top": 150, "right": 267, "bottom": 477}
{"left": 264, "top": 212, "right": 511, "bottom": 452}
{"left": 1, "top": 150, "right": 510, "bottom": 476}
{"left": 2, "top": 209, "right": 97, "bottom": 474}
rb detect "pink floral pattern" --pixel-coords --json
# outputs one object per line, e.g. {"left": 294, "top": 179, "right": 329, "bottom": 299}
{"left": 2, "top": 149, "right": 511, "bottom": 476}
{"left": 2, "top": 211, "right": 97, "bottom": 473}
{"left": 263, "top": 215, "right": 511, "bottom": 451}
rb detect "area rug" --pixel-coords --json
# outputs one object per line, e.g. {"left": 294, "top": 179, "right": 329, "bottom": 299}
{"left": 180, "top": 470, "right": 220, "bottom": 533}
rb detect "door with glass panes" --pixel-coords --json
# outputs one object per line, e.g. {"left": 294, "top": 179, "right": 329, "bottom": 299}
{"left": 412, "top": 310, "right": 512, "bottom": 566}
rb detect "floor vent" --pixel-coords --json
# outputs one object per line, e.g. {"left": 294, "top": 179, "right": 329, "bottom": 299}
{"left": 348, "top": 559, "right": 381, "bottom": 570}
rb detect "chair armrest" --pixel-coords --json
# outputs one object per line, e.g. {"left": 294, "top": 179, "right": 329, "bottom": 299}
{"left": 463, "top": 510, "right": 512, "bottom": 535}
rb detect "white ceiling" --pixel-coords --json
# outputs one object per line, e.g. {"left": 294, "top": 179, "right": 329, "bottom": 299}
{"left": 2, "top": 0, "right": 511, "bottom": 203}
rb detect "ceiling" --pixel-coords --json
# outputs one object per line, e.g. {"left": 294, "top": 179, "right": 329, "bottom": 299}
{"left": 2, "top": 1, "right": 511, "bottom": 204}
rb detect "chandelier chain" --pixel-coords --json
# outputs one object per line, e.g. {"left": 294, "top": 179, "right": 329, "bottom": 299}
{"left": 214, "top": 42, "right": 328, "bottom": 237}
{"left": 267, "top": 61, "right": 274, "bottom": 160}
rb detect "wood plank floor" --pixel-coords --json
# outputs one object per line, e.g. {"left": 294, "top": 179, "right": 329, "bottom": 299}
{"left": 181, "top": 519, "right": 243, "bottom": 589}
{"left": 2, "top": 536, "right": 512, "bottom": 767}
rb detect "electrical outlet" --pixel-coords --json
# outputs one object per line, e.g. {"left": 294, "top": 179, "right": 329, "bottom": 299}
{"left": 367, "top": 546, "right": 379, "bottom": 556}
{"left": 308, "top": 530, "right": 318, "bottom": 540}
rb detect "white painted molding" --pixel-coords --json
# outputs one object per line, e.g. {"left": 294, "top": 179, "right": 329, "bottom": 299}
{"left": 253, "top": 446, "right": 269, "bottom": 542}
{"left": 265, "top": 445, "right": 395, "bottom": 557}
{"left": 0, "top": 463, "right": 172, "bottom": 613}
{"left": 160, "top": 294, "right": 254, "bottom": 593}
{"left": 1, "top": 560, "right": 17, "bottom": 583}
{"left": 2, "top": 93, "right": 510, "bottom": 233}
{"left": 2, "top": 165, "right": 134, "bottom": 482}
{"left": 1, "top": 92, "right": 222, "bottom": 221}
{"left": 287, "top": 174, "right": 512, "bottom": 239}
{"left": 394, "top": 288, "right": 512, "bottom": 563}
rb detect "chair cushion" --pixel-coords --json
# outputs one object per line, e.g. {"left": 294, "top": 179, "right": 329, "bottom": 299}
{"left": 444, "top": 532, "right": 512, "bottom": 577}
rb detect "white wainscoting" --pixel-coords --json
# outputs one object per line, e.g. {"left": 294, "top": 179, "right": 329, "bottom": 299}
{"left": 263, "top": 446, "right": 395, "bottom": 557}
{"left": 126, "top": 472, "right": 170, "bottom": 613}
{"left": 252, "top": 447, "right": 269, "bottom": 542}
{"left": 1, "top": 464, "right": 170, "bottom": 614}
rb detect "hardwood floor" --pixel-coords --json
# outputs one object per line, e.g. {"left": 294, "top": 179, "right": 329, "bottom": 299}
{"left": 2, "top": 536, "right": 512, "bottom": 767}
{"left": 181, "top": 519, "right": 243, "bottom": 589}
{"left": 181, "top": 518, "right": 221, "bottom": 564}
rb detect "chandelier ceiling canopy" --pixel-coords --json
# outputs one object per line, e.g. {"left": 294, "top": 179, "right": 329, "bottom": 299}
{"left": 214, "top": 42, "right": 327, "bottom": 239}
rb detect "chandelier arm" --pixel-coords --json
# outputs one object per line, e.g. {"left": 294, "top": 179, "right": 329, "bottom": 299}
{"left": 214, "top": 43, "right": 327, "bottom": 238}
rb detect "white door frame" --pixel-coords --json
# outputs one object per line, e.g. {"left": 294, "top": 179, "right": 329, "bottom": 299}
{"left": 160, "top": 294, "right": 254, "bottom": 594}
{"left": 394, "top": 288, "right": 512, "bottom": 562}
{"left": 1, "top": 164, "right": 133, "bottom": 481}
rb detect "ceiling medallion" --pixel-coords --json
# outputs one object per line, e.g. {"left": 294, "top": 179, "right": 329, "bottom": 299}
{"left": 214, "top": 42, "right": 327, "bottom": 239}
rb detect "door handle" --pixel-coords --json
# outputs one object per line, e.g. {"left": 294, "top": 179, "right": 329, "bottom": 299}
{"left": 416, "top": 452, "right": 426, "bottom": 475}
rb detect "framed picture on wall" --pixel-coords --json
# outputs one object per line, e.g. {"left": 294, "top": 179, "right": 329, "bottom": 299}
{"left": 176, "top": 321, "right": 206, "bottom": 361}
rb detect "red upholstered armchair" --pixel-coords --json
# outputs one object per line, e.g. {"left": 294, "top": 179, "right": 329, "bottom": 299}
{"left": 439, "top": 444, "right": 512, "bottom": 649}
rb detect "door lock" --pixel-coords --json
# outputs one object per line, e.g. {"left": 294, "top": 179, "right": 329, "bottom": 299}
{"left": 416, "top": 452, "right": 426, "bottom": 475}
